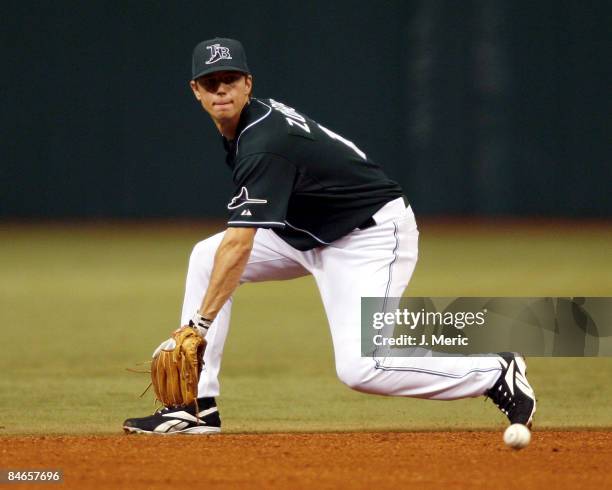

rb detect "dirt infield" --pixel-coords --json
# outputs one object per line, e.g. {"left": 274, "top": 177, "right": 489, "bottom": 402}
{"left": 2, "top": 431, "right": 611, "bottom": 489}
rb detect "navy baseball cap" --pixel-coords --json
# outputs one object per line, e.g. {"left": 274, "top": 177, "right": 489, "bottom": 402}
{"left": 191, "top": 37, "right": 250, "bottom": 80}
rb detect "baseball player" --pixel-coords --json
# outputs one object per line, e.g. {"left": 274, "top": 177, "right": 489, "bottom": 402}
{"left": 123, "top": 38, "right": 536, "bottom": 434}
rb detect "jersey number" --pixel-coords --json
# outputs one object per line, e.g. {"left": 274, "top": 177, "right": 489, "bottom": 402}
{"left": 318, "top": 124, "right": 366, "bottom": 160}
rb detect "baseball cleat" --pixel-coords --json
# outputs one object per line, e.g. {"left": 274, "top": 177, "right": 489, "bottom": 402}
{"left": 486, "top": 353, "right": 536, "bottom": 428}
{"left": 123, "top": 397, "right": 221, "bottom": 435}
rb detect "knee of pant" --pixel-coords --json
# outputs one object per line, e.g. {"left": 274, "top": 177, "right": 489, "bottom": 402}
{"left": 189, "top": 239, "right": 217, "bottom": 277}
{"left": 335, "top": 360, "right": 370, "bottom": 393}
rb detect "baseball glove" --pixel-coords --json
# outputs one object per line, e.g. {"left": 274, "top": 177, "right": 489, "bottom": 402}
{"left": 150, "top": 326, "right": 206, "bottom": 409}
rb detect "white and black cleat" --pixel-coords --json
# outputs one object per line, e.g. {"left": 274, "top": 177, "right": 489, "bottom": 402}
{"left": 123, "top": 397, "right": 221, "bottom": 435}
{"left": 486, "top": 353, "right": 536, "bottom": 428}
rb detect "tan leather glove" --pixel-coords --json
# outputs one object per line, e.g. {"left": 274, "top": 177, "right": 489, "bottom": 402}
{"left": 150, "top": 326, "right": 206, "bottom": 408}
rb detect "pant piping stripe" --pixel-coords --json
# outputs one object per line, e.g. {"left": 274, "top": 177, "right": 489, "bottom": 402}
{"left": 382, "top": 221, "right": 399, "bottom": 312}
{"left": 374, "top": 221, "right": 400, "bottom": 359}
{"left": 374, "top": 361, "right": 501, "bottom": 379}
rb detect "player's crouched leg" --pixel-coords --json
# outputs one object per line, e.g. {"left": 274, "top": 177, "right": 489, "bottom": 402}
{"left": 188, "top": 232, "right": 225, "bottom": 281}
{"left": 334, "top": 354, "right": 461, "bottom": 398}
{"left": 181, "top": 232, "right": 226, "bottom": 320}
{"left": 334, "top": 357, "right": 392, "bottom": 395}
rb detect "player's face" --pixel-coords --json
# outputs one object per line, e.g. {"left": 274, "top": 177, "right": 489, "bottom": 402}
{"left": 190, "top": 71, "right": 252, "bottom": 130}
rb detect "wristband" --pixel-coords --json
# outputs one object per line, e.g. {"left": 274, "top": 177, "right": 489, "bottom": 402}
{"left": 189, "top": 312, "right": 213, "bottom": 330}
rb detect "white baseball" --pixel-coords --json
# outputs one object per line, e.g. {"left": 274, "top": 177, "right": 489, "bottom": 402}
{"left": 503, "top": 423, "right": 531, "bottom": 449}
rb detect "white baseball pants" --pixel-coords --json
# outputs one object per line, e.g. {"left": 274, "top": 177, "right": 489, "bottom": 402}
{"left": 181, "top": 197, "right": 502, "bottom": 400}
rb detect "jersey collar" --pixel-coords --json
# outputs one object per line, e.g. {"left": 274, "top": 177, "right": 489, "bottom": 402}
{"left": 222, "top": 98, "right": 268, "bottom": 169}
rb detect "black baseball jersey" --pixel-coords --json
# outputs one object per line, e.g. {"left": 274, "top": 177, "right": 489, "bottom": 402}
{"left": 222, "top": 98, "right": 404, "bottom": 251}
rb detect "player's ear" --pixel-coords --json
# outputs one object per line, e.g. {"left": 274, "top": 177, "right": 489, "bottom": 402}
{"left": 189, "top": 80, "right": 202, "bottom": 101}
{"left": 244, "top": 75, "right": 253, "bottom": 97}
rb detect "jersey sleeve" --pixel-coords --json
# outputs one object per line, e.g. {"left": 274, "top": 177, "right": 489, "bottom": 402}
{"left": 226, "top": 152, "right": 297, "bottom": 228}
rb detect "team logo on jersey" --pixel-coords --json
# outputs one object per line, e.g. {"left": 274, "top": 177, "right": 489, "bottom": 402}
{"left": 227, "top": 187, "right": 268, "bottom": 210}
{"left": 205, "top": 44, "right": 232, "bottom": 64}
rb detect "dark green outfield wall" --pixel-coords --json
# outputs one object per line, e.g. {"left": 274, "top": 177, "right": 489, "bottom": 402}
{"left": 1, "top": 1, "right": 610, "bottom": 218}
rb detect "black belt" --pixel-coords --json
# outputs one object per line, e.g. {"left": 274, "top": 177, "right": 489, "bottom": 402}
{"left": 358, "top": 196, "right": 409, "bottom": 230}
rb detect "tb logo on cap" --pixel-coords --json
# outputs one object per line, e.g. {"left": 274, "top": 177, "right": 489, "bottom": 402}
{"left": 206, "top": 44, "right": 232, "bottom": 64}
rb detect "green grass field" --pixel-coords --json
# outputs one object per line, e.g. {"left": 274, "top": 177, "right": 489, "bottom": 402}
{"left": 1, "top": 221, "right": 611, "bottom": 435}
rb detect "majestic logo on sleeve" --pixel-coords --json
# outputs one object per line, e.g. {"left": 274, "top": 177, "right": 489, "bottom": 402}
{"left": 227, "top": 187, "right": 268, "bottom": 209}
{"left": 205, "top": 44, "right": 232, "bottom": 64}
